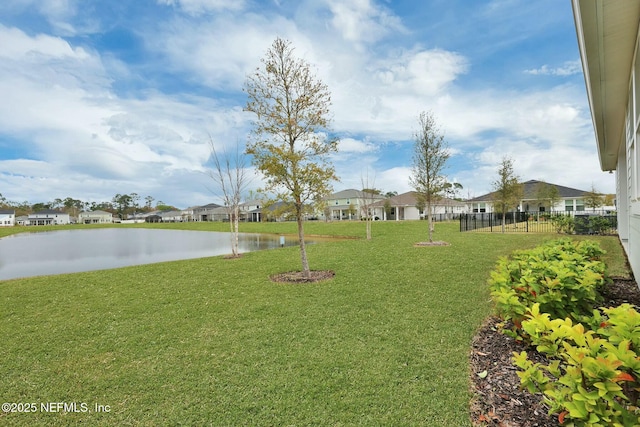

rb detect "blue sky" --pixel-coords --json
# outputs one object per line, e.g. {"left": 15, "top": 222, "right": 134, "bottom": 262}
{"left": 0, "top": 0, "right": 614, "bottom": 208}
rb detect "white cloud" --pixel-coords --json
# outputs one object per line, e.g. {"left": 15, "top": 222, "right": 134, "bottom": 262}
{"left": 524, "top": 61, "right": 582, "bottom": 76}
{"left": 0, "top": 25, "right": 252, "bottom": 207}
{"left": 337, "top": 137, "right": 378, "bottom": 154}
{"left": 0, "top": 24, "right": 88, "bottom": 59}
{"left": 325, "top": 0, "right": 405, "bottom": 45}
{"left": 157, "top": 0, "right": 246, "bottom": 14}
{"left": 150, "top": 13, "right": 306, "bottom": 91}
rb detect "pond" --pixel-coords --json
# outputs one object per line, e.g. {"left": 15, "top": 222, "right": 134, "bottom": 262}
{"left": 0, "top": 228, "right": 308, "bottom": 280}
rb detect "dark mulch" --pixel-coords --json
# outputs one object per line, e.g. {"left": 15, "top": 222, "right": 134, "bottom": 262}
{"left": 269, "top": 270, "right": 335, "bottom": 283}
{"left": 469, "top": 277, "right": 640, "bottom": 427}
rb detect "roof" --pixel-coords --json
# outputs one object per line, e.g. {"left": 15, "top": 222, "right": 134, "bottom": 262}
{"left": 0, "top": 209, "right": 15, "bottom": 214}
{"left": 194, "top": 203, "right": 222, "bottom": 210}
{"left": 79, "top": 210, "right": 112, "bottom": 215}
{"left": 327, "top": 189, "right": 385, "bottom": 200}
{"left": 572, "top": 0, "right": 640, "bottom": 171}
{"left": 31, "top": 209, "right": 67, "bottom": 215}
{"left": 467, "top": 180, "right": 587, "bottom": 202}
{"left": 371, "top": 191, "right": 466, "bottom": 208}
{"left": 159, "top": 210, "right": 184, "bottom": 217}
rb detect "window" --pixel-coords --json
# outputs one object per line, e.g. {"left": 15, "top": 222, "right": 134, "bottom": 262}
{"left": 576, "top": 199, "right": 585, "bottom": 212}
{"left": 565, "top": 199, "right": 574, "bottom": 212}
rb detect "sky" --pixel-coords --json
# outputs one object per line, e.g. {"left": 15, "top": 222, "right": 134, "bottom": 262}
{"left": 0, "top": 0, "right": 615, "bottom": 209}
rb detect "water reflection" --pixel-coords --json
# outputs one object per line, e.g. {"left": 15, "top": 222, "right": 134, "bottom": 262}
{"left": 0, "top": 228, "right": 305, "bottom": 280}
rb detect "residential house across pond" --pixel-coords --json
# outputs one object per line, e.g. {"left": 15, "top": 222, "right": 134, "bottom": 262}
{"left": 78, "top": 210, "right": 114, "bottom": 224}
{"left": 0, "top": 209, "right": 15, "bottom": 226}
{"left": 27, "top": 210, "right": 70, "bottom": 226}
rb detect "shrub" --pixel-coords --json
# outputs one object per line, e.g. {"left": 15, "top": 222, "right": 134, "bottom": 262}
{"left": 551, "top": 215, "right": 575, "bottom": 234}
{"left": 513, "top": 304, "right": 640, "bottom": 426}
{"left": 489, "top": 238, "right": 607, "bottom": 338}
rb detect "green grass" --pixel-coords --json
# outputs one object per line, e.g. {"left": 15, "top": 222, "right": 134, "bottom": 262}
{"left": 0, "top": 221, "right": 630, "bottom": 426}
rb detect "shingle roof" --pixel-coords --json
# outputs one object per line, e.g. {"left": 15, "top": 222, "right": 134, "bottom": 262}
{"left": 467, "top": 180, "right": 587, "bottom": 202}
{"left": 370, "top": 191, "right": 466, "bottom": 208}
{"left": 327, "top": 189, "right": 385, "bottom": 200}
{"left": 80, "top": 210, "right": 112, "bottom": 215}
{"left": 31, "top": 209, "right": 66, "bottom": 215}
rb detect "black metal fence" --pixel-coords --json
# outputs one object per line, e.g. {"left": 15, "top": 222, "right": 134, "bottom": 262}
{"left": 459, "top": 211, "right": 617, "bottom": 235}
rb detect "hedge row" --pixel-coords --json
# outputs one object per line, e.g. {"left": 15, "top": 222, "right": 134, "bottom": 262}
{"left": 488, "top": 239, "right": 640, "bottom": 426}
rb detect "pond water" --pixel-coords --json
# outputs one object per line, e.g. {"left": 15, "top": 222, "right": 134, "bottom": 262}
{"left": 0, "top": 228, "right": 306, "bottom": 280}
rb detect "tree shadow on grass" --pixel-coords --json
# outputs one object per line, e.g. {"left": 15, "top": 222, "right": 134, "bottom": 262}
{"left": 270, "top": 270, "right": 335, "bottom": 283}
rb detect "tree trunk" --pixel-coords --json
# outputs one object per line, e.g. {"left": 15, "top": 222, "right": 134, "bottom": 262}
{"left": 231, "top": 206, "right": 240, "bottom": 257}
{"left": 296, "top": 206, "right": 310, "bottom": 279}
{"left": 427, "top": 201, "right": 433, "bottom": 242}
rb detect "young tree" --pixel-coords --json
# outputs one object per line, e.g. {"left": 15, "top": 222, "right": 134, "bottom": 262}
{"left": 443, "top": 181, "right": 463, "bottom": 200}
{"left": 207, "top": 138, "right": 250, "bottom": 257}
{"left": 534, "top": 180, "right": 560, "bottom": 212}
{"left": 245, "top": 37, "right": 338, "bottom": 279}
{"left": 360, "top": 170, "right": 377, "bottom": 240}
{"left": 491, "top": 157, "right": 523, "bottom": 233}
{"left": 409, "top": 111, "right": 450, "bottom": 243}
{"left": 583, "top": 184, "right": 604, "bottom": 211}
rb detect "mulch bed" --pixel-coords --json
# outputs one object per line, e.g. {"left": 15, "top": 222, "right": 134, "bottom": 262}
{"left": 469, "top": 277, "right": 640, "bottom": 427}
{"left": 270, "top": 270, "right": 335, "bottom": 283}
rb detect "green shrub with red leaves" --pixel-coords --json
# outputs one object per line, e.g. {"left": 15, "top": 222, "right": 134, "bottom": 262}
{"left": 513, "top": 303, "right": 640, "bottom": 426}
{"left": 488, "top": 238, "right": 607, "bottom": 339}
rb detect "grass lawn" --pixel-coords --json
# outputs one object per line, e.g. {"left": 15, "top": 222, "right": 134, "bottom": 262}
{"left": 0, "top": 221, "right": 629, "bottom": 426}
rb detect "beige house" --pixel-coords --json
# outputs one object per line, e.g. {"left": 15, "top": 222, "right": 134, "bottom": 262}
{"left": 78, "top": 210, "right": 113, "bottom": 224}
{"left": 572, "top": 1, "right": 640, "bottom": 277}
{"left": 324, "top": 189, "right": 386, "bottom": 220}
{"left": 372, "top": 191, "right": 466, "bottom": 221}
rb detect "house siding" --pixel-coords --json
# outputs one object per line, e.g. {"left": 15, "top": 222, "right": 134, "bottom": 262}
{"left": 572, "top": 0, "right": 640, "bottom": 279}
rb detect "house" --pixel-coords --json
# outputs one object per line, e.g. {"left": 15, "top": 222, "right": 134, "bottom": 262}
{"left": 145, "top": 214, "right": 162, "bottom": 223}
{"left": 324, "top": 189, "right": 387, "bottom": 220}
{"left": 466, "top": 180, "right": 589, "bottom": 213}
{"left": 572, "top": 1, "right": 640, "bottom": 278}
{"left": 240, "top": 200, "right": 262, "bottom": 222}
{"left": 192, "top": 203, "right": 222, "bottom": 221}
{"left": 371, "top": 191, "right": 466, "bottom": 221}
{"left": 27, "top": 210, "right": 70, "bottom": 225}
{"left": 78, "top": 210, "right": 113, "bottom": 224}
{"left": 15, "top": 215, "right": 28, "bottom": 226}
{"left": 0, "top": 209, "right": 15, "bottom": 226}
{"left": 180, "top": 207, "right": 196, "bottom": 222}
{"left": 159, "top": 210, "right": 184, "bottom": 222}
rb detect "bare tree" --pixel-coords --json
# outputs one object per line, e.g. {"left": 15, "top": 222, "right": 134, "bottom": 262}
{"left": 360, "top": 170, "right": 377, "bottom": 240}
{"left": 207, "top": 138, "right": 250, "bottom": 258}
{"left": 245, "top": 37, "right": 338, "bottom": 279}
{"left": 491, "top": 156, "right": 523, "bottom": 233}
{"left": 409, "top": 111, "right": 450, "bottom": 242}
